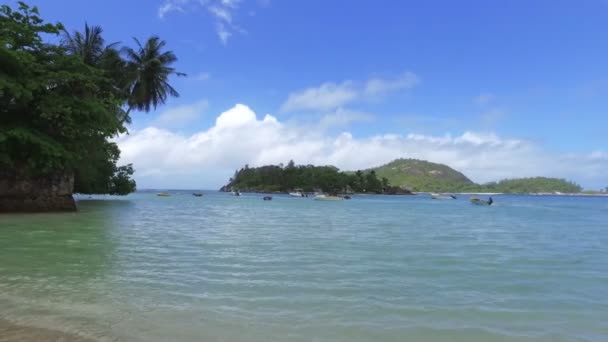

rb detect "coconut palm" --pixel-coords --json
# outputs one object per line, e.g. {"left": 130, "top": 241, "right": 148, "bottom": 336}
{"left": 61, "top": 23, "right": 113, "bottom": 66}
{"left": 123, "top": 36, "right": 186, "bottom": 116}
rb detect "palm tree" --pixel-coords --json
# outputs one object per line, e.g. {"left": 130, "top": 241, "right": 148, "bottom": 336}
{"left": 63, "top": 26, "right": 184, "bottom": 124}
{"left": 123, "top": 36, "right": 186, "bottom": 117}
{"left": 61, "top": 23, "right": 114, "bottom": 66}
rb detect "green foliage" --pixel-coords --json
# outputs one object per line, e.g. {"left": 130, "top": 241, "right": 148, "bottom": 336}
{"left": 366, "top": 158, "right": 474, "bottom": 192}
{"left": 366, "top": 159, "right": 582, "bottom": 193}
{"left": 1, "top": 2, "right": 182, "bottom": 195}
{"left": 481, "top": 177, "right": 582, "bottom": 194}
{"left": 223, "top": 162, "right": 392, "bottom": 194}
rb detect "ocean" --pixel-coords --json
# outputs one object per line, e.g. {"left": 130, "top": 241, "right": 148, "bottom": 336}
{"left": 1, "top": 192, "right": 607, "bottom": 341}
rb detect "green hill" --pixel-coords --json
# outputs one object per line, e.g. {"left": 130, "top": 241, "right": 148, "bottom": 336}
{"left": 367, "top": 159, "right": 474, "bottom": 192}
{"left": 363, "top": 159, "right": 582, "bottom": 193}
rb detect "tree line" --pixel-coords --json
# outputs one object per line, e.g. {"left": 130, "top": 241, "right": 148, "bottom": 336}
{"left": 1, "top": 2, "right": 183, "bottom": 195}
{"left": 222, "top": 161, "right": 407, "bottom": 194}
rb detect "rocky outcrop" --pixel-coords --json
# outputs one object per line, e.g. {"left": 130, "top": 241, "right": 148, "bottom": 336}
{"left": 0, "top": 169, "right": 76, "bottom": 212}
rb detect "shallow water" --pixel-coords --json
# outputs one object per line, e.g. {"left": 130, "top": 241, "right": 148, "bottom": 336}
{"left": 1, "top": 192, "right": 607, "bottom": 341}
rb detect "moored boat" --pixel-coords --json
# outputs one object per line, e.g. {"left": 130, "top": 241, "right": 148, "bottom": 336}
{"left": 157, "top": 193, "right": 171, "bottom": 197}
{"left": 431, "top": 193, "right": 457, "bottom": 200}
{"left": 231, "top": 190, "right": 241, "bottom": 196}
{"left": 192, "top": 192, "right": 203, "bottom": 197}
{"left": 470, "top": 197, "right": 493, "bottom": 205}
{"left": 289, "top": 189, "right": 306, "bottom": 197}
{"left": 263, "top": 196, "right": 272, "bottom": 201}
{"left": 314, "top": 194, "right": 344, "bottom": 201}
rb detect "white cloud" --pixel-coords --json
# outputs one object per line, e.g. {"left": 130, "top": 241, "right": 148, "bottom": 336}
{"left": 280, "top": 81, "right": 357, "bottom": 113}
{"left": 281, "top": 72, "right": 419, "bottom": 112}
{"left": 194, "top": 72, "right": 211, "bottom": 81}
{"left": 117, "top": 103, "right": 608, "bottom": 189}
{"left": 157, "top": 0, "right": 250, "bottom": 44}
{"left": 364, "top": 72, "right": 419, "bottom": 97}
{"left": 475, "top": 93, "right": 496, "bottom": 106}
{"left": 158, "top": 0, "right": 188, "bottom": 18}
{"left": 151, "top": 100, "right": 208, "bottom": 128}
{"left": 317, "top": 108, "right": 374, "bottom": 130}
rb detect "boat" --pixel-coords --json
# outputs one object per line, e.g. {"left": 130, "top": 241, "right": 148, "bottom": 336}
{"left": 289, "top": 189, "right": 306, "bottom": 197}
{"left": 314, "top": 194, "right": 344, "bottom": 201}
{"left": 231, "top": 190, "right": 241, "bottom": 196}
{"left": 157, "top": 193, "right": 171, "bottom": 197}
{"left": 431, "top": 193, "right": 457, "bottom": 200}
{"left": 192, "top": 193, "right": 203, "bottom": 197}
{"left": 470, "top": 197, "right": 493, "bottom": 205}
{"left": 263, "top": 196, "right": 272, "bottom": 201}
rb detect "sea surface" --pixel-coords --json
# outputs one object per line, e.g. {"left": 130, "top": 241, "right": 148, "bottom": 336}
{"left": 0, "top": 192, "right": 607, "bottom": 341}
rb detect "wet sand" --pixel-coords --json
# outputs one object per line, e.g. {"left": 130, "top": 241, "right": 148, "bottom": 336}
{"left": 0, "top": 319, "right": 96, "bottom": 342}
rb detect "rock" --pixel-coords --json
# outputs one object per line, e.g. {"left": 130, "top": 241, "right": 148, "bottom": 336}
{"left": 0, "top": 169, "right": 77, "bottom": 213}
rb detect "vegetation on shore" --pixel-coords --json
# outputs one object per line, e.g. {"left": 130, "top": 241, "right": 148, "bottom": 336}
{"left": 221, "top": 161, "right": 410, "bottom": 194}
{"left": 0, "top": 2, "right": 182, "bottom": 198}
{"left": 222, "top": 159, "right": 583, "bottom": 194}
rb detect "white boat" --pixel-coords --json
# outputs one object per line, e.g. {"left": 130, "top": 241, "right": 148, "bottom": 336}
{"left": 231, "top": 190, "right": 241, "bottom": 196}
{"left": 430, "top": 193, "right": 456, "bottom": 200}
{"left": 289, "top": 189, "right": 306, "bottom": 197}
{"left": 314, "top": 194, "right": 344, "bottom": 201}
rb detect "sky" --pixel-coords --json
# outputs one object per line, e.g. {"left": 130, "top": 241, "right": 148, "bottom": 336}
{"left": 25, "top": 0, "right": 608, "bottom": 189}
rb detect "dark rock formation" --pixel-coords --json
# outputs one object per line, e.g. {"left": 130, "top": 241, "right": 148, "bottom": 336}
{"left": 0, "top": 170, "right": 77, "bottom": 213}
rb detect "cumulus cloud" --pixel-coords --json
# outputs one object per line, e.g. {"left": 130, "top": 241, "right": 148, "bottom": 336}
{"left": 157, "top": 0, "right": 250, "bottom": 44}
{"left": 151, "top": 100, "right": 208, "bottom": 128}
{"left": 116, "top": 103, "right": 607, "bottom": 189}
{"left": 281, "top": 72, "right": 420, "bottom": 112}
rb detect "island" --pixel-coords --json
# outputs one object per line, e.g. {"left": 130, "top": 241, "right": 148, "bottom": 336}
{"left": 221, "top": 159, "right": 584, "bottom": 195}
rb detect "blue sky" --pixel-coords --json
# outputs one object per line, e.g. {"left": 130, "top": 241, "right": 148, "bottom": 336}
{"left": 27, "top": 0, "right": 608, "bottom": 189}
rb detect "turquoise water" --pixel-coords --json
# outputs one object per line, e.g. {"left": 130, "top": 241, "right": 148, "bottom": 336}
{"left": 1, "top": 192, "right": 607, "bottom": 341}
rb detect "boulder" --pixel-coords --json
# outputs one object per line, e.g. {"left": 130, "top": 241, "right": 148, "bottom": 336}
{"left": 0, "top": 169, "right": 77, "bottom": 212}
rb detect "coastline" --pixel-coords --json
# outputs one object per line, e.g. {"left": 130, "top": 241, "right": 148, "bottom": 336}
{"left": 0, "top": 319, "right": 96, "bottom": 342}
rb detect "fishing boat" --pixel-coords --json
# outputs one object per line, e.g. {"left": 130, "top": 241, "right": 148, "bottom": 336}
{"left": 470, "top": 197, "right": 493, "bottom": 205}
{"left": 431, "top": 193, "right": 457, "bottom": 200}
{"left": 314, "top": 194, "right": 344, "bottom": 201}
{"left": 157, "top": 193, "right": 171, "bottom": 197}
{"left": 192, "top": 193, "right": 203, "bottom": 197}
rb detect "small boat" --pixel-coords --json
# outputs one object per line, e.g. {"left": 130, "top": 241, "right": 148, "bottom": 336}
{"left": 431, "top": 193, "right": 457, "bottom": 200}
{"left": 157, "top": 193, "right": 171, "bottom": 197}
{"left": 192, "top": 193, "right": 203, "bottom": 197}
{"left": 342, "top": 195, "right": 351, "bottom": 200}
{"left": 470, "top": 197, "right": 493, "bottom": 205}
{"left": 231, "top": 190, "right": 241, "bottom": 196}
{"left": 314, "top": 194, "right": 344, "bottom": 201}
{"left": 289, "top": 189, "right": 306, "bottom": 197}
{"left": 263, "top": 196, "right": 272, "bottom": 201}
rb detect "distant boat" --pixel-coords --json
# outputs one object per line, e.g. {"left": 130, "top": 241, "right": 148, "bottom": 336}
{"left": 289, "top": 189, "right": 306, "bottom": 197}
{"left": 314, "top": 194, "right": 344, "bottom": 201}
{"left": 232, "top": 190, "right": 241, "bottom": 196}
{"left": 263, "top": 196, "right": 272, "bottom": 201}
{"left": 157, "top": 193, "right": 171, "bottom": 197}
{"left": 431, "top": 193, "right": 457, "bottom": 200}
{"left": 192, "top": 193, "right": 203, "bottom": 197}
{"left": 470, "top": 197, "right": 493, "bottom": 205}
